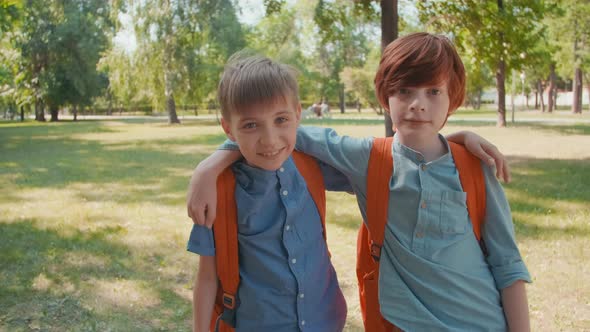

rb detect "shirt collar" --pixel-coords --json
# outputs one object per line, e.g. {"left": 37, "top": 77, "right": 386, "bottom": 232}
{"left": 392, "top": 133, "right": 451, "bottom": 165}
{"left": 232, "top": 156, "right": 298, "bottom": 193}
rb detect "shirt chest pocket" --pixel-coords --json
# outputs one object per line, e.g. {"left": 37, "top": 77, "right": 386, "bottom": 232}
{"left": 438, "top": 190, "right": 469, "bottom": 235}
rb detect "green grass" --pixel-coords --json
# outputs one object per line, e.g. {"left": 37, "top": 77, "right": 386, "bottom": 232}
{"left": 1, "top": 118, "right": 589, "bottom": 331}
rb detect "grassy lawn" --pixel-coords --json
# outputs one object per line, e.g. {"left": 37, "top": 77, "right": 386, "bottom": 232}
{"left": 1, "top": 116, "right": 589, "bottom": 331}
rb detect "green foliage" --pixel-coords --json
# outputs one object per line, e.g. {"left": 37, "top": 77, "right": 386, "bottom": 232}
{"left": 125, "top": 0, "right": 245, "bottom": 119}
{"left": 341, "top": 44, "right": 381, "bottom": 112}
{"left": 3, "top": 0, "right": 112, "bottom": 120}
{"left": 463, "top": 58, "right": 494, "bottom": 108}
{"left": 43, "top": 1, "right": 111, "bottom": 110}
{"left": 0, "top": 0, "right": 21, "bottom": 34}
{"left": 419, "top": 0, "right": 549, "bottom": 73}
{"left": 545, "top": 0, "right": 590, "bottom": 78}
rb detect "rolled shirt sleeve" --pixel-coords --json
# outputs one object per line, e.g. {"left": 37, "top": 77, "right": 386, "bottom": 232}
{"left": 187, "top": 224, "right": 216, "bottom": 256}
{"left": 481, "top": 162, "right": 532, "bottom": 289}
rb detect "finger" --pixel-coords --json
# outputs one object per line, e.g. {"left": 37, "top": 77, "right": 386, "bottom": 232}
{"left": 187, "top": 206, "right": 193, "bottom": 221}
{"left": 491, "top": 152, "right": 504, "bottom": 180}
{"left": 502, "top": 160, "right": 512, "bottom": 183}
{"left": 193, "top": 203, "right": 206, "bottom": 226}
{"left": 204, "top": 205, "right": 217, "bottom": 229}
{"left": 472, "top": 144, "right": 496, "bottom": 167}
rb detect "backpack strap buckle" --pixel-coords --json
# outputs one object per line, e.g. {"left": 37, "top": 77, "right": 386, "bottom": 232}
{"left": 222, "top": 292, "right": 236, "bottom": 310}
{"left": 370, "top": 242, "right": 382, "bottom": 262}
{"left": 217, "top": 292, "right": 238, "bottom": 329}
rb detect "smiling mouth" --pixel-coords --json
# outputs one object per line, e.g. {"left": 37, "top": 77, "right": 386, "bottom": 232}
{"left": 258, "top": 147, "right": 285, "bottom": 157}
{"left": 405, "top": 119, "right": 430, "bottom": 124}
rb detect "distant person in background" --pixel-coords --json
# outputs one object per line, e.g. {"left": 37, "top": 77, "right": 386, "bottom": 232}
{"left": 319, "top": 100, "right": 330, "bottom": 118}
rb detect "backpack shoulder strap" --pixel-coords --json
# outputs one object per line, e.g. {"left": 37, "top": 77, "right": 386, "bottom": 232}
{"left": 213, "top": 167, "right": 240, "bottom": 328}
{"left": 292, "top": 151, "right": 327, "bottom": 241}
{"left": 366, "top": 137, "right": 394, "bottom": 260}
{"left": 448, "top": 142, "right": 487, "bottom": 245}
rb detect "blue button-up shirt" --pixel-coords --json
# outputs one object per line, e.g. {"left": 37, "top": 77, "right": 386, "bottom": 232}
{"left": 293, "top": 126, "right": 531, "bottom": 331}
{"left": 187, "top": 156, "right": 348, "bottom": 332}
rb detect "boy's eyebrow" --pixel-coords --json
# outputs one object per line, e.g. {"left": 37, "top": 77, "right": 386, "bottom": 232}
{"left": 235, "top": 109, "right": 293, "bottom": 123}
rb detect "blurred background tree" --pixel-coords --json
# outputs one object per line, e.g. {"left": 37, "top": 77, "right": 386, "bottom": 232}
{"left": 1, "top": 0, "right": 587, "bottom": 126}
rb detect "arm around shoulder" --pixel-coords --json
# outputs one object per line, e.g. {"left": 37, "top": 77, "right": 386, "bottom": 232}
{"left": 193, "top": 255, "right": 218, "bottom": 332}
{"left": 187, "top": 149, "right": 242, "bottom": 227}
{"left": 446, "top": 130, "right": 511, "bottom": 183}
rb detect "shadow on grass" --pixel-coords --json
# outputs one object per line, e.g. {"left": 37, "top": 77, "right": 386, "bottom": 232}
{"left": 0, "top": 219, "right": 191, "bottom": 330}
{"left": 0, "top": 121, "right": 227, "bottom": 206}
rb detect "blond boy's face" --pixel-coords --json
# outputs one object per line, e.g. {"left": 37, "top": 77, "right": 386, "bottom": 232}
{"left": 387, "top": 82, "right": 450, "bottom": 142}
{"left": 221, "top": 99, "right": 301, "bottom": 171}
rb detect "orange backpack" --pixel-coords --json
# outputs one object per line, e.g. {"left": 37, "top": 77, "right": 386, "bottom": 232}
{"left": 210, "top": 151, "right": 327, "bottom": 332}
{"left": 356, "top": 137, "right": 487, "bottom": 332}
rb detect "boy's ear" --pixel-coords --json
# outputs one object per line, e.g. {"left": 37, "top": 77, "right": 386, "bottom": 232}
{"left": 295, "top": 104, "right": 302, "bottom": 122}
{"left": 220, "top": 118, "right": 236, "bottom": 141}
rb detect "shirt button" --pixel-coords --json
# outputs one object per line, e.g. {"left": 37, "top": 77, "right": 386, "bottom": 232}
{"left": 421, "top": 201, "right": 427, "bottom": 209}
{"left": 279, "top": 167, "right": 285, "bottom": 172}
{"left": 291, "top": 258, "right": 297, "bottom": 264}
{"left": 282, "top": 190, "right": 288, "bottom": 196}
{"left": 421, "top": 164, "right": 427, "bottom": 171}
{"left": 299, "top": 293, "right": 305, "bottom": 299}
{"left": 285, "top": 225, "right": 291, "bottom": 231}
{"left": 301, "top": 320, "right": 306, "bottom": 326}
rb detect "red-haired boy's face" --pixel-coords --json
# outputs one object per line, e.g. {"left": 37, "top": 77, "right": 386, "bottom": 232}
{"left": 387, "top": 82, "right": 450, "bottom": 142}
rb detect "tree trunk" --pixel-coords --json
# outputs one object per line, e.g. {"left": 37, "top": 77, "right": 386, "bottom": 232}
{"left": 496, "top": 60, "right": 507, "bottom": 127}
{"left": 49, "top": 104, "right": 59, "bottom": 122}
{"left": 107, "top": 98, "right": 113, "bottom": 116}
{"left": 164, "top": 70, "right": 180, "bottom": 124}
{"left": 535, "top": 80, "right": 541, "bottom": 110}
{"left": 73, "top": 104, "right": 78, "bottom": 121}
{"left": 496, "top": 0, "right": 506, "bottom": 127}
{"left": 538, "top": 80, "right": 545, "bottom": 112}
{"left": 35, "top": 99, "right": 46, "bottom": 121}
{"left": 356, "top": 98, "right": 361, "bottom": 112}
{"left": 476, "top": 89, "right": 482, "bottom": 109}
{"left": 572, "top": 67, "right": 583, "bottom": 113}
{"left": 339, "top": 87, "right": 345, "bottom": 113}
{"left": 20, "top": 106, "right": 24, "bottom": 121}
{"left": 381, "top": 0, "right": 397, "bottom": 137}
{"left": 548, "top": 64, "right": 556, "bottom": 113}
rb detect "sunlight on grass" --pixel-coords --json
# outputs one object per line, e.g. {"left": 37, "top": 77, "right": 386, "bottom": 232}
{"left": 92, "top": 278, "right": 161, "bottom": 309}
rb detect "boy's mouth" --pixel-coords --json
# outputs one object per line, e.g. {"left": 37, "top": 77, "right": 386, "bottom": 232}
{"left": 404, "top": 119, "right": 431, "bottom": 124}
{"left": 258, "top": 147, "right": 284, "bottom": 157}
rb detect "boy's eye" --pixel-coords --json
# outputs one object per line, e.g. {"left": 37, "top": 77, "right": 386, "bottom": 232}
{"left": 242, "top": 122, "right": 257, "bottom": 129}
{"left": 276, "top": 117, "right": 288, "bottom": 124}
{"left": 429, "top": 88, "right": 441, "bottom": 95}
{"left": 398, "top": 88, "right": 410, "bottom": 95}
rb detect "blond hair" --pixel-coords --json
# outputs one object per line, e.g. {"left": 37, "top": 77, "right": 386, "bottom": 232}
{"left": 218, "top": 52, "right": 300, "bottom": 119}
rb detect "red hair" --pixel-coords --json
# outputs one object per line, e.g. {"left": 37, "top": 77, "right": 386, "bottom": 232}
{"left": 374, "top": 32, "right": 466, "bottom": 115}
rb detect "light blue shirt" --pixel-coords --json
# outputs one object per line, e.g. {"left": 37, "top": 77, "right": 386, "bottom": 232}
{"left": 292, "top": 126, "right": 532, "bottom": 331}
{"left": 187, "top": 155, "right": 349, "bottom": 332}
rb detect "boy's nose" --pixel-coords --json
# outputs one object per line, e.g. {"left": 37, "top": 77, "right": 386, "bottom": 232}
{"left": 259, "top": 128, "right": 278, "bottom": 146}
{"left": 409, "top": 95, "right": 426, "bottom": 111}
